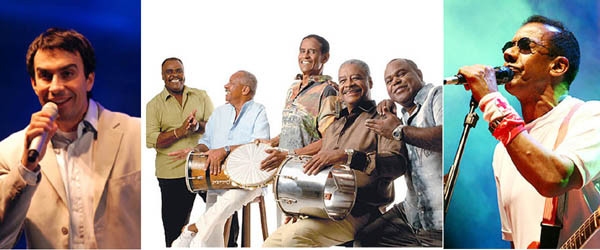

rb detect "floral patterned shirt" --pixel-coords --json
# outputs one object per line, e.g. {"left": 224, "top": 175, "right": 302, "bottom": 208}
{"left": 279, "top": 75, "right": 338, "bottom": 150}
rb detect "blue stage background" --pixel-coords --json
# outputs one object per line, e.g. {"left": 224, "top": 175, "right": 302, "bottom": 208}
{"left": 443, "top": 0, "right": 600, "bottom": 248}
{"left": 0, "top": 1, "right": 140, "bottom": 248}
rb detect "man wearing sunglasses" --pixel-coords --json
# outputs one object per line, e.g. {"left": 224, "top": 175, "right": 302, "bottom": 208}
{"left": 457, "top": 15, "right": 600, "bottom": 248}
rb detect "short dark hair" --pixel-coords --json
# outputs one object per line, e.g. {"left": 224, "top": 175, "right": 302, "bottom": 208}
{"left": 389, "top": 58, "right": 420, "bottom": 72}
{"left": 388, "top": 58, "right": 423, "bottom": 81}
{"left": 26, "top": 28, "right": 96, "bottom": 79}
{"left": 301, "top": 34, "right": 330, "bottom": 54}
{"left": 523, "top": 15, "right": 580, "bottom": 85}
{"left": 161, "top": 57, "right": 183, "bottom": 69}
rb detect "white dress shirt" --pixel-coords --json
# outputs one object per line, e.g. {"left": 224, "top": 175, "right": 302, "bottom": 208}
{"left": 51, "top": 100, "right": 99, "bottom": 249}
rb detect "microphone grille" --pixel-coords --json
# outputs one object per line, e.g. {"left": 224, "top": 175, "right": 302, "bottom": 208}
{"left": 42, "top": 102, "right": 59, "bottom": 117}
{"left": 494, "top": 66, "right": 514, "bottom": 84}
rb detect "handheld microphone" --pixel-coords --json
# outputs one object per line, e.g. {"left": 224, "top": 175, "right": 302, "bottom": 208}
{"left": 444, "top": 66, "right": 514, "bottom": 85}
{"left": 27, "top": 102, "right": 58, "bottom": 163}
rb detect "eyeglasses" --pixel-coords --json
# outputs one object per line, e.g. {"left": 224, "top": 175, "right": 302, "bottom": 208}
{"left": 502, "top": 37, "right": 555, "bottom": 56}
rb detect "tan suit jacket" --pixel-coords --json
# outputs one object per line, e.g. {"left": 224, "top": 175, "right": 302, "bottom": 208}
{"left": 0, "top": 104, "right": 141, "bottom": 249}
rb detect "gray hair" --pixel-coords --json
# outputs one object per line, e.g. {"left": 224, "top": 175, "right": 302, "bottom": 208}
{"left": 340, "top": 59, "right": 371, "bottom": 77}
{"left": 236, "top": 70, "right": 257, "bottom": 95}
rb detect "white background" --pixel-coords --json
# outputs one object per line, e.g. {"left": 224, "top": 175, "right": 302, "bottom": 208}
{"left": 141, "top": 0, "right": 443, "bottom": 247}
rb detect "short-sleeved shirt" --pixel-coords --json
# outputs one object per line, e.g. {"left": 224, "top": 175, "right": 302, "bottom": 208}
{"left": 322, "top": 99, "right": 408, "bottom": 216}
{"left": 198, "top": 100, "right": 270, "bottom": 149}
{"left": 493, "top": 96, "right": 600, "bottom": 248}
{"left": 279, "top": 75, "right": 338, "bottom": 150}
{"left": 399, "top": 83, "right": 443, "bottom": 231}
{"left": 146, "top": 86, "right": 214, "bottom": 179}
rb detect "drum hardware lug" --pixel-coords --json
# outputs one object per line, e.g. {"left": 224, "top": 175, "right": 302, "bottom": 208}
{"left": 276, "top": 197, "right": 298, "bottom": 204}
{"left": 331, "top": 173, "right": 341, "bottom": 190}
{"left": 280, "top": 175, "right": 298, "bottom": 181}
{"left": 212, "top": 180, "right": 231, "bottom": 185}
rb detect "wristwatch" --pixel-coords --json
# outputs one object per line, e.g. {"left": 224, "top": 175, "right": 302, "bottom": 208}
{"left": 344, "top": 149, "right": 355, "bottom": 166}
{"left": 392, "top": 125, "right": 406, "bottom": 141}
{"left": 489, "top": 118, "right": 503, "bottom": 134}
{"left": 224, "top": 145, "right": 231, "bottom": 155}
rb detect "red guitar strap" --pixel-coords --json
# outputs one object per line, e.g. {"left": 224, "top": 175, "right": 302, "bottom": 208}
{"left": 539, "top": 102, "right": 584, "bottom": 248}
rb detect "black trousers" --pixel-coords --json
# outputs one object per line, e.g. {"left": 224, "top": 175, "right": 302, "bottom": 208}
{"left": 158, "top": 177, "right": 239, "bottom": 247}
{"left": 354, "top": 203, "right": 442, "bottom": 247}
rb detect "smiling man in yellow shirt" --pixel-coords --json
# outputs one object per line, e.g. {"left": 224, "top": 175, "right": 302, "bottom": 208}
{"left": 146, "top": 57, "right": 220, "bottom": 247}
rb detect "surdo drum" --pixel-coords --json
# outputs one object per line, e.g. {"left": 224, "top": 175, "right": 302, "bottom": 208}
{"left": 274, "top": 155, "right": 357, "bottom": 220}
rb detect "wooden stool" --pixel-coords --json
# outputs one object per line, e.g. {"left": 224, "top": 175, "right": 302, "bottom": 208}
{"left": 223, "top": 195, "right": 269, "bottom": 247}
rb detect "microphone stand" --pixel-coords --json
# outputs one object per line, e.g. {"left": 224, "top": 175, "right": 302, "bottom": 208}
{"left": 444, "top": 96, "right": 479, "bottom": 216}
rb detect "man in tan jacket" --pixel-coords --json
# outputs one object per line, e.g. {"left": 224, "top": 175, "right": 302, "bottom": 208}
{"left": 0, "top": 28, "right": 140, "bottom": 249}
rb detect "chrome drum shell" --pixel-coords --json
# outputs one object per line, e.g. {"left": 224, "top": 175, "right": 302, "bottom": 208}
{"left": 274, "top": 155, "right": 357, "bottom": 220}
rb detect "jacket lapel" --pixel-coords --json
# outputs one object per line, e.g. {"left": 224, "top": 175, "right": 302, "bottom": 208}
{"left": 39, "top": 144, "right": 68, "bottom": 206}
{"left": 91, "top": 104, "right": 123, "bottom": 215}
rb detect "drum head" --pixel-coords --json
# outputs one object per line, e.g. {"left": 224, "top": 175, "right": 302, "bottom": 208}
{"left": 185, "top": 150, "right": 194, "bottom": 193}
{"left": 224, "top": 143, "right": 275, "bottom": 189}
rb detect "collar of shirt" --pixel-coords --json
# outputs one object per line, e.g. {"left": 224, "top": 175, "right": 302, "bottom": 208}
{"left": 160, "top": 85, "right": 190, "bottom": 101}
{"left": 401, "top": 83, "right": 433, "bottom": 116}
{"left": 226, "top": 99, "right": 254, "bottom": 125}
{"left": 52, "top": 99, "right": 99, "bottom": 148}
{"left": 77, "top": 99, "right": 99, "bottom": 139}
{"left": 161, "top": 86, "right": 196, "bottom": 111}
{"left": 525, "top": 95, "right": 575, "bottom": 131}
{"left": 294, "top": 75, "right": 332, "bottom": 94}
{"left": 305, "top": 74, "right": 331, "bottom": 83}
{"left": 199, "top": 99, "right": 269, "bottom": 150}
{"left": 296, "top": 74, "right": 332, "bottom": 83}
{"left": 339, "top": 99, "right": 376, "bottom": 118}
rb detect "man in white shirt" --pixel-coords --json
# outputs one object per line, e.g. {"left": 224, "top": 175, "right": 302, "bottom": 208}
{"left": 0, "top": 28, "right": 140, "bottom": 249}
{"left": 170, "top": 70, "right": 270, "bottom": 247}
{"left": 457, "top": 15, "right": 600, "bottom": 248}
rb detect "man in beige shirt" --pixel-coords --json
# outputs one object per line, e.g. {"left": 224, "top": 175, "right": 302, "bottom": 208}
{"left": 146, "top": 57, "right": 222, "bottom": 247}
{"left": 262, "top": 59, "right": 407, "bottom": 247}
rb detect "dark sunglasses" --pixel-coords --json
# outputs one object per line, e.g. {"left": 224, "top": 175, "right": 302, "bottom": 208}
{"left": 502, "top": 37, "right": 554, "bottom": 56}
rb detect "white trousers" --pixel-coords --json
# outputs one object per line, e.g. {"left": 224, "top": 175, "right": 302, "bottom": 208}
{"left": 186, "top": 188, "right": 262, "bottom": 247}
